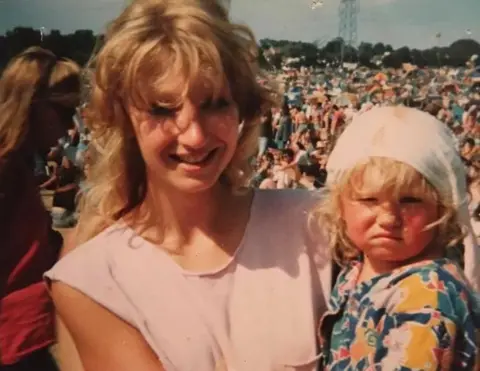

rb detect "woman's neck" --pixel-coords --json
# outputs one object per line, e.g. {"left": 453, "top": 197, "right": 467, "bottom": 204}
{"left": 135, "top": 182, "right": 252, "bottom": 250}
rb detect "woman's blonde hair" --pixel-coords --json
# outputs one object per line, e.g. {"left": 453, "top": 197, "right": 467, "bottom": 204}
{"left": 310, "top": 157, "right": 466, "bottom": 266}
{"left": 76, "top": 0, "right": 277, "bottom": 243}
{"left": 0, "top": 46, "right": 81, "bottom": 159}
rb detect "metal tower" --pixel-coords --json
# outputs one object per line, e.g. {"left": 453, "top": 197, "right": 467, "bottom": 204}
{"left": 338, "top": 0, "right": 359, "bottom": 62}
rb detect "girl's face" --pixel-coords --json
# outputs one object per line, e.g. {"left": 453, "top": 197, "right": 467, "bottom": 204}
{"left": 340, "top": 163, "right": 440, "bottom": 270}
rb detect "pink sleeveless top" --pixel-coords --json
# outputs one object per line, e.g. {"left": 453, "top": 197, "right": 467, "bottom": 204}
{"left": 45, "top": 190, "right": 332, "bottom": 371}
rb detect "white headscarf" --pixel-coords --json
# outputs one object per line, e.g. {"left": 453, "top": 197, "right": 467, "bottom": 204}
{"left": 326, "top": 106, "right": 480, "bottom": 291}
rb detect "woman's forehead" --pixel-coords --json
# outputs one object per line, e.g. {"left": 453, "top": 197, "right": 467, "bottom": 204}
{"left": 137, "top": 72, "right": 230, "bottom": 105}
{"left": 189, "top": 75, "right": 231, "bottom": 100}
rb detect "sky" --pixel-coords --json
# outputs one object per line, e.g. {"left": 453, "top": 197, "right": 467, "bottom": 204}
{"left": 0, "top": 0, "right": 479, "bottom": 49}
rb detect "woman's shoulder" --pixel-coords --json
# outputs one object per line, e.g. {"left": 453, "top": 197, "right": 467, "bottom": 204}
{"left": 44, "top": 224, "right": 138, "bottom": 325}
{"left": 46, "top": 223, "right": 133, "bottom": 272}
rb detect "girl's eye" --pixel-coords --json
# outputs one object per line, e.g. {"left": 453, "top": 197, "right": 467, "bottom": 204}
{"left": 400, "top": 196, "right": 422, "bottom": 204}
{"left": 358, "top": 197, "right": 377, "bottom": 203}
{"left": 149, "top": 105, "right": 176, "bottom": 117}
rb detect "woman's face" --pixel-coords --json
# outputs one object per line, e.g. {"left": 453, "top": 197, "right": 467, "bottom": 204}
{"left": 130, "top": 79, "right": 240, "bottom": 194}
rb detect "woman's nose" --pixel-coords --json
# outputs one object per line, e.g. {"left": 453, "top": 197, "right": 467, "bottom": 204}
{"left": 175, "top": 103, "right": 208, "bottom": 149}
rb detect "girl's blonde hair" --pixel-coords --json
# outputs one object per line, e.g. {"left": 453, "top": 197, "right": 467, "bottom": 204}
{"left": 0, "top": 46, "right": 80, "bottom": 158}
{"left": 76, "top": 0, "right": 277, "bottom": 243}
{"left": 310, "top": 157, "right": 466, "bottom": 266}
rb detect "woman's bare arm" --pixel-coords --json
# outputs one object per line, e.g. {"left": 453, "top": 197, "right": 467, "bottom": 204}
{"left": 51, "top": 282, "right": 166, "bottom": 371}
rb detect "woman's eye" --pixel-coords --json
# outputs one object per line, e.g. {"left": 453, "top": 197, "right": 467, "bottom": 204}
{"left": 149, "top": 105, "right": 176, "bottom": 117}
{"left": 201, "top": 97, "right": 231, "bottom": 110}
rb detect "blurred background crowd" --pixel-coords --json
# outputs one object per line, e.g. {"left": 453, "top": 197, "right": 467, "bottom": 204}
{"left": 1, "top": 26, "right": 479, "bottom": 229}
{"left": 252, "top": 63, "right": 480, "bottom": 193}
{"left": 16, "top": 54, "right": 480, "bottom": 237}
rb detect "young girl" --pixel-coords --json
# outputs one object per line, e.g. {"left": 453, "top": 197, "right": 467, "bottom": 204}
{"left": 312, "top": 106, "right": 480, "bottom": 370}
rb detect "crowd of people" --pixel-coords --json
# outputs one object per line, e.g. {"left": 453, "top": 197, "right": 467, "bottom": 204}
{"left": 252, "top": 64, "right": 480, "bottom": 190}
{"left": 251, "top": 64, "right": 480, "bottom": 238}
{"left": 36, "top": 108, "right": 91, "bottom": 228}
{"left": 37, "top": 61, "right": 480, "bottom": 233}
{"left": 1, "top": 0, "right": 480, "bottom": 370}
{"left": 12, "top": 32, "right": 480, "bottom": 233}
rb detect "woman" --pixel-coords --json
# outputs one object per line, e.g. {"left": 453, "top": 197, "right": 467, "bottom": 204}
{"left": 45, "top": 1, "right": 331, "bottom": 370}
{"left": 0, "top": 47, "right": 80, "bottom": 369}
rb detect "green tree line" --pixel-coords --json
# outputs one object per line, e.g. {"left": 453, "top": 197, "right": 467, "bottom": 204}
{"left": 1, "top": 27, "right": 479, "bottom": 71}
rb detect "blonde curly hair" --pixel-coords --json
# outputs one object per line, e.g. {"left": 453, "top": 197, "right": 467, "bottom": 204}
{"left": 76, "top": 0, "right": 277, "bottom": 244}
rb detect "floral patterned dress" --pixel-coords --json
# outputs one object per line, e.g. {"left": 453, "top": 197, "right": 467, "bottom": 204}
{"left": 319, "top": 258, "right": 480, "bottom": 370}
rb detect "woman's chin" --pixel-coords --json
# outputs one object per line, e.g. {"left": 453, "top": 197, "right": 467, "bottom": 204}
{"left": 151, "top": 174, "right": 222, "bottom": 196}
